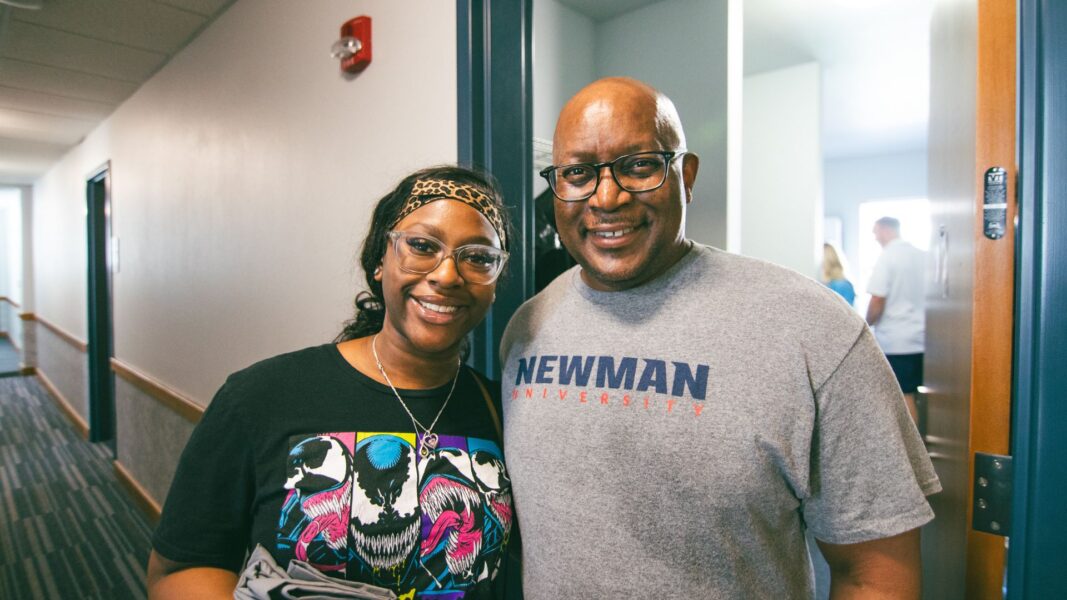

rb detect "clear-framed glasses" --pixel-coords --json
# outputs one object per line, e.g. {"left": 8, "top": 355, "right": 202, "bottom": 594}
{"left": 539, "top": 150, "right": 686, "bottom": 202}
{"left": 387, "top": 230, "right": 509, "bottom": 285}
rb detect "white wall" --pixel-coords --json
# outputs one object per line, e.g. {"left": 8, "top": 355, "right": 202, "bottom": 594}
{"left": 0, "top": 187, "right": 19, "bottom": 302}
{"left": 596, "top": 0, "right": 731, "bottom": 248}
{"left": 32, "top": 0, "right": 458, "bottom": 403}
{"left": 741, "top": 62, "right": 823, "bottom": 276}
{"left": 823, "top": 149, "right": 928, "bottom": 274}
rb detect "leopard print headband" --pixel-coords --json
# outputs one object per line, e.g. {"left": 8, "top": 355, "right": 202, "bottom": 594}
{"left": 389, "top": 179, "right": 509, "bottom": 250}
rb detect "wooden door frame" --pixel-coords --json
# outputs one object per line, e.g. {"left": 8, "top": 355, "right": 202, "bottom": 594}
{"left": 964, "top": 0, "right": 1016, "bottom": 594}
{"left": 456, "top": 0, "right": 534, "bottom": 378}
{"left": 1008, "top": 0, "right": 1067, "bottom": 596}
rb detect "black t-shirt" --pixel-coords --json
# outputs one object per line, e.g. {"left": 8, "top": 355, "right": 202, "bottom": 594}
{"left": 152, "top": 344, "right": 513, "bottom": 599}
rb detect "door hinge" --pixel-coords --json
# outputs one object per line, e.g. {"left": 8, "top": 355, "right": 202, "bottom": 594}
{"left": 973, "top": 452, "right": 1012, "bottom": 536}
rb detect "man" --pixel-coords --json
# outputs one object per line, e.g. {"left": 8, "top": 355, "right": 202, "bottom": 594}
{"left": 867, "top": 216, "right": 926, "bottom": 423}
{"left": 500, "top": 78, "right": 940, "bottom": 598}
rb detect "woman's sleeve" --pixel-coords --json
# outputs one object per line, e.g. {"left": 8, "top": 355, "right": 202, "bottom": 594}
{"left": 151, "top": 378, "right": 256, "bottom": 573}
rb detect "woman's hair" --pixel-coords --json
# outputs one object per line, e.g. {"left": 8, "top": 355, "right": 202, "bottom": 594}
{"left": 821, "top": 243, "right": 847, "bottom": 283}
{"left": 335, "top": 165, "right": 511, "bottom": 342}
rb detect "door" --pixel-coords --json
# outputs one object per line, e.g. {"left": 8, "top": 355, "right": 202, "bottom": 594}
{"left": 1008, "top": 0, "right": 1067, "bottom": 595}
{"left": 457, "top": 0, "right": 534, "bottom": 378}
{"left": 86, "top": 164, "right": 115, "bottom": 449}
{"left": 923, "top": 0, "right": 1015, "bottom": 597}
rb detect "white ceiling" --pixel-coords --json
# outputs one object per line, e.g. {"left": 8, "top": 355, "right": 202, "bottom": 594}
{"left": 0, "top": 0, "right": 234, "bottom": 185}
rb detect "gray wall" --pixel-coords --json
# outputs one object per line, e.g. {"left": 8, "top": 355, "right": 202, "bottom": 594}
{"left": 596, "top": 0, "right": 731, "bottom": 248}
{"left": 114, "top": 377, "right": 196, "bottom": 505}
{"left": 36, "top": 325, "right": 88, "bottom": 422}
{"left": 532, "top": 0, "right": 733, "bottom": 248}
{"left": 30, "top": 0, "right": 459, "bottom": 504}
{"left": 532, "top": 0, "right": 597, "bottom": 196}
{"left": 533, "top": 0, "right": 596, "bottom": 144}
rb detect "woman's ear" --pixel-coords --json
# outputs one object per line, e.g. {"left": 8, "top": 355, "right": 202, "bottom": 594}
{"left": 373, "top": 265, "right": 383, "bottom": 282}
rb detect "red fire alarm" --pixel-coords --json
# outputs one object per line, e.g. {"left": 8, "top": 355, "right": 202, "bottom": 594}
{"left": 331, "top": 16, "right": 372, "bottom": 74}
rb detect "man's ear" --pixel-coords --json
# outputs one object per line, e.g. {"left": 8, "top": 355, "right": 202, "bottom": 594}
{"left": 682, "top": 152, "right": 700, "bottom": 204}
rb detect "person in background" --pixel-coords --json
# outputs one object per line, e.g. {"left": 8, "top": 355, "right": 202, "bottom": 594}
{"left": 147, "top": 166, "right": 516, "bottom": 599}
{"left": 867, "top": 216, "right": 926, "bottom": 423}
{"left": 501, "top": 77, "right": 939, "bottom": 599}
{"left": 820, "top": 242, "right": 856, "bottom": 306}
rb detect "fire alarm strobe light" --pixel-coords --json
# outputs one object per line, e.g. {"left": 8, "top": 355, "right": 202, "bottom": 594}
{"left": 331, "top": 16, "right": 372, "bottom": 74}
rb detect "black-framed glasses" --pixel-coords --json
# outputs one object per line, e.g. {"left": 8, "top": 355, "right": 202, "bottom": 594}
{"left": 387, "top": 230, "right": 509, "bottom": 285}
{"left": 539, "top": 150, "right": 686, "bottom": 202}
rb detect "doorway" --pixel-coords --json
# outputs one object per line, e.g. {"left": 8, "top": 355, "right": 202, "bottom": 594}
{"left": 86, "top": 163, "right": 115, "bottom": 450}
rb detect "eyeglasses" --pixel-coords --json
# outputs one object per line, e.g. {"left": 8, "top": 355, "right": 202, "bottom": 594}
{"left": 539, "top": 150, "right": 686, "bottom": 202}
{"left": 387, "top": 230, "right": 509, "bottom": 285}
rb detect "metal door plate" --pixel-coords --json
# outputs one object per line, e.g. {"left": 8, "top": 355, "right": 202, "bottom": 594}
{"left": 973, "top": 452, "right": 1012, "bottom": 536}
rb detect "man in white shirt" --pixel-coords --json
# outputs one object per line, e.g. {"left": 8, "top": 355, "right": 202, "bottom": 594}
{"left": 867, "top": 216, "right": 926, "bottom": 421}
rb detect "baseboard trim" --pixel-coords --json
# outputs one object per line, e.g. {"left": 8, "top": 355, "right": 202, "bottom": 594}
{"left": 20, "top": 365, "right": 35, "bottom": 376}
{"left": 33, "top": 314, "right": 88, "bottom": 353}
{"left": 111, "top": 358, "right": 204, "bottom": 424}
{"left": 113, "top": 460, "right": 162, "bottom": 526}
{"left": 0, "top": 296, "right": 20, "bottom": 309}
{"left": 36, "top": 368, "right": 89, "bottom": 440}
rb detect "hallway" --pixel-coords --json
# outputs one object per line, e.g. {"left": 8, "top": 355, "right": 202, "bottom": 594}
{"left": 0, "top": 375, "right": 152, "bottom": 599}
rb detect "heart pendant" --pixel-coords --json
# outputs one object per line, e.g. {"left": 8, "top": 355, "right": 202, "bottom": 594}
{"left": 423, "top": 433, "right": 439, "bottom": 450}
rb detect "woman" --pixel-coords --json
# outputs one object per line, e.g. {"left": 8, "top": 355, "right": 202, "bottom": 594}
{"left": 147, "top": 166, "right": 515, "bottom": 599}
{"left": 821, "top": 242, "right": 856, "bottom": 306}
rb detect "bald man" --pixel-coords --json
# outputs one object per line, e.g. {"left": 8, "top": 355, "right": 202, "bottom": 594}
{"left": 500, "top": 78, "right": 940, "bottom": 599}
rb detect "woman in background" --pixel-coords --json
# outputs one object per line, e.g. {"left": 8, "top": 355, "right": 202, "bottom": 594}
{"left": 821, "top": 242, "right": 856, "bottom": 306}
{"left": 147, "top": 166, "right": 515, "bottom": 599}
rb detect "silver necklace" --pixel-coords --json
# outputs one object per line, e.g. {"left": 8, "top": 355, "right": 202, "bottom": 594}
{"left": 371, "top": 334, "right": 461, "bottom": 459}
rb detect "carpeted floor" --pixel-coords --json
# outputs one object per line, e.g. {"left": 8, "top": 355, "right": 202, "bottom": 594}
{"left": 0, "top": 375, "right": 153, "bottom": 599}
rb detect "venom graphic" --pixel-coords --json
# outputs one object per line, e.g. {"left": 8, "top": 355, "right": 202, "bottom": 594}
{"left": 349, "top": 434, "right": 420, "bottom": 580}
{"left": 469, "top": 438, "right": 513, "bottom": 579}
{"left": 276, "top": 431, "right": 512, "bottom": 598}
{"left": 277, "top": 434, "right": 354, "bottom": 573}
{"left": 416, "top": 435, "right": 513, "bottom": 592}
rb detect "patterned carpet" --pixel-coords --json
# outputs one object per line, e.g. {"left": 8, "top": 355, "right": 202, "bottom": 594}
{"left": 0, "top": 375, "right": 152, "bottom": 599}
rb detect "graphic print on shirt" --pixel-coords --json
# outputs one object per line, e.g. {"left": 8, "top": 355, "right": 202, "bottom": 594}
{"left": 277, "top": 433, "right": 355, "bottom": 573}
{"left": 417, "top": 435, "right": 513, "bottom": 591}
{"left": 276, "top": 431, "right": 512, "bottom": 598}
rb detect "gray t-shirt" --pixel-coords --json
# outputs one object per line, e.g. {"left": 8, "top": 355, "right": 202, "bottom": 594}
{"left": 500, "top": 243, "right": 940, "bottom": 599}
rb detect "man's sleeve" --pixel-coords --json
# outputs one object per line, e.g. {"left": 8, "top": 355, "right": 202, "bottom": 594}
{"left": 151, "top": 378, "right": 256, "bottom": 572}
{"left": 867, "top": 254, "right": 891, "bottom": 297}
{"left": 802, "top": 328, "right": 941, "bottom": 544}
